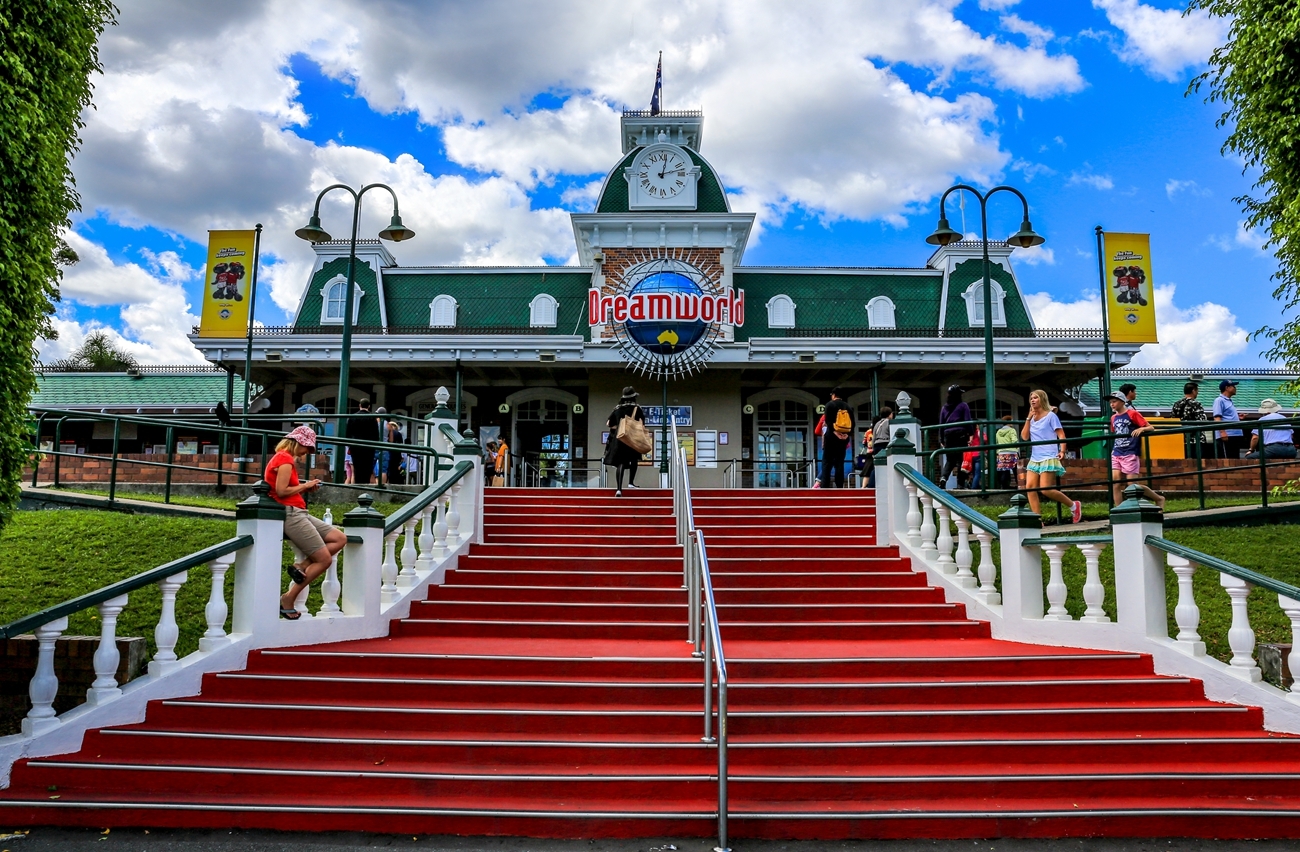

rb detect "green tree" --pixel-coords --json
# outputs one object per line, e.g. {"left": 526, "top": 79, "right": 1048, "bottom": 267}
{"left": 1189, "top": 1, "right": 1300, "bottom": 377}
{"left": 49, "top": 330, "right": 138, "bottom": 372}
{"left": 0, "top": 0, "right": 116, "bottom": 528}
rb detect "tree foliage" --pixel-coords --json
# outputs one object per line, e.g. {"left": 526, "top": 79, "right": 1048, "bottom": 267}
{"left": 0, "top": 0, "right": 116, "bottom": 528}
{"left": 48, "top": 330, "right": 138, "bottom": 372}
{"left": 1189, "top": 0, "right": 1300, "bottom": 376}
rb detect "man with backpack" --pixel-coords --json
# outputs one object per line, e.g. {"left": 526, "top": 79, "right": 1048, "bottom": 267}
{"left": 819, "top": 387, "right": 854, "bottom": 489}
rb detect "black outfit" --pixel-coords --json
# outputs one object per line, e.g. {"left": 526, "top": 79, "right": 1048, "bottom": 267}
{"left": 1171, "top": 397, "right": 1209, "bottom": 457}
{"left": 937, "top": 401, "right": 973, "bottom": 489}
{"left": 348, "top": 413, "right": 380, "bottom": 485}
{"left": 819, "top": 399, "right": 852, "bottom": 489}
{"left": 604, "top": 401, "right": 646, "bottom": 490}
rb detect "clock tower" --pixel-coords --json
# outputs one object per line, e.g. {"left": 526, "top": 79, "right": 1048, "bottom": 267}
{"left": 572, "top": 108, "right": 755, "bottom": 344}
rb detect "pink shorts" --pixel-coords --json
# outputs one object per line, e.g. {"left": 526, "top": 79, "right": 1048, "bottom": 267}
{"left": 1111, "top": 455, "right": 1140, "bottom": 476}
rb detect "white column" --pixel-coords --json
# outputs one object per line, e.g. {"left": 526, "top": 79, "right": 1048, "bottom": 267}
{"left": 873, "top": 458, "right": 891, "bottom": 548}
{"left": 952, "top": 517, "right": 975, "bottom": 588}
{"left": 934, "top": 504, "right": 955, "bottom": 574}
{"left": 1042, "top": 543, "right": 1071, "bottom": 621}
{"left": 231, "top": 483, "right": 289, "bottom": 642}
{"left": 341, "top": 496, "right": 385, "bottom": 618}
{"left": 415, "top": 505, "right": 435, "bottom": 572}
{"left": 86, "top": 595, "right": 128, "bottom": 706}
{"left": 381, "top": 530, "right": 400, "bottom": 604}
{"left": 148, "top": 571, "right": 188, "bottom": 678}
{"left": 22, "top": 616, "right": 68, "bottom": 737}
{"left": 886, "top": 433, "right": 918, "bottom": 548}
{"left": 396, "top": 516, "right": 419, "bottom": 588}
{"left": 997, "top": 496, "right": 1043, "bottom": 622}
{"left": 919, "top": 494, "right": 937, "bottom": 563}
{"left": 200, "top": 553, "right": 235, "bottom": 652}
{"left": 1078, "top": 543, "right": 1110, "bottom": 623}
{"left": 445, "top": 481, "right": 463, "bottom": 547}
{"left": 1169, "top": 554, "right": 1204, "bottom": 656}
{"left": 973, "top": 528, "right": 1000, "bottom": 605}
{"left": 1221, "top": 574, "right": 1262, "bottom": 682}
{"left": 903, "top": 482, "right": 922, "bottom": 548}
{"left": 1109, "top": 490, "right": 1169, "bottom": 639}
{"left": 432, "top": 501, "right": 449, "bottom": 559}
{"left": 1279, "top": 594, "right": 1300, "bottom": 704}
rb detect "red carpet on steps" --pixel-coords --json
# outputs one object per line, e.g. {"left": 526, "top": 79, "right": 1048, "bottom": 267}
{"left": 4, "top": 488, "right": 1300, "bottom": 839}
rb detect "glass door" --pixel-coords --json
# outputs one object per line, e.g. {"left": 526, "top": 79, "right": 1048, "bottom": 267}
{"left": 754, "top": 400, "right": 811, "bottom": 488}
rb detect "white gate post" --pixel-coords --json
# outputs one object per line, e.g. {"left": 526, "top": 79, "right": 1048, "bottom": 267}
{"left": 873, "top": 453, "right": 891, "bottom": 547}
{"left": 886, "top": 429, "right": 917, "bottom": 548}
{"left": 997, "top": 494, "right": 1043, "bottom": 622}
{"left": 342, "top": 494, "right": 386, "bottom": 617}
{"left": 231, "top": 481, "right": 287, "bottom": 640}
{"left": 451, "top": 429, "right": 485, "bottom": 546}
{"left": 1110, "top": 484, "right": 1169, "bottom": 639}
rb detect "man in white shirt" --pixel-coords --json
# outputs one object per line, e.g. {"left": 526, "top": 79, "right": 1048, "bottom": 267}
{"left": 1246, "top": 398, "right": 1297, "bottom": 459}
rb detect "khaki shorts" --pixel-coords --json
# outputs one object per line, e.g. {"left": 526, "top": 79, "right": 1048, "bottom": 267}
{"left": 283, "top": 506, "right": 335, "bottom": 557}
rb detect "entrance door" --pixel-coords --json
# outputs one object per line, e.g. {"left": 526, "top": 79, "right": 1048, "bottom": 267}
{"left": 754, "top": 399, "right": 811, "bottom": 488}
{"left": 514, "top": 398, "right": 571, "bottom": 487}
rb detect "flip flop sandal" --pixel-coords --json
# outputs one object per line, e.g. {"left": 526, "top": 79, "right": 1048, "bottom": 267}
{"left": 279, "top": 607, "right": 301, "bottom": 621}
{"left": 285, "top": 564, "right": 307, "bottom": 585}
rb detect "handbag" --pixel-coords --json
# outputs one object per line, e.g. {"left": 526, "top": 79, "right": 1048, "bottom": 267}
{"left": 616, "top": 405, "right": 654, "bottom": 455}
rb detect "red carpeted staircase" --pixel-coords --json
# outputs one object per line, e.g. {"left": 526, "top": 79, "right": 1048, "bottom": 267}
{"left": 4, "top": 488, "right": 1300, "bottom": 839}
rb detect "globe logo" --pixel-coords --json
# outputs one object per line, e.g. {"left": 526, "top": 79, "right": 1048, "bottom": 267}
{"left": 626, "top": 271, "right": 708, "bottom": 355}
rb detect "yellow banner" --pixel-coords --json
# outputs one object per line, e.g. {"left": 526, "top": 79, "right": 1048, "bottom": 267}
{"left": 197, "top": 229, "right": 256, "bottom": 338}
{"left": 1103, "top": 231, "right": 1158, "bottom": 344}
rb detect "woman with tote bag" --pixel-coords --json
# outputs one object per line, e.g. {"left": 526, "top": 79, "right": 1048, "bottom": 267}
{"left": 604, "top": 386, "right": 651, "bottom": 496}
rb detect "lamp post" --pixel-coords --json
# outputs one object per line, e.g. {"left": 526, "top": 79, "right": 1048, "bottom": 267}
{"left": 295, "top": 183, "right": 415, "bottom": 482}
{"left": 926, "top": 184, "right": 1044, "bottom": 490}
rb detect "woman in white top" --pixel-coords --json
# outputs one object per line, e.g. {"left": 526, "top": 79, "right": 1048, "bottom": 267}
{"left": 1020, "top": 389, "right": 1082, "bottom": 523}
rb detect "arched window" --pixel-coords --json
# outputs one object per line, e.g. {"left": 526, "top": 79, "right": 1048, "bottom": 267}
{"left": 766, "top": 294, "right": 796, "bottom": 329}
{"left": 529, "top": 293, "right": 558, "bottom": 328}
{"left": 866, "top": 296, "right": 896, "bottom": 329}
{"left": 962, "top": 281, "right": 1007, "bottom": 327}
{"left": 429, "top": 295, "right": 458, "bottom": 328}
{"left": 320, "top": 276, "right": 363, "bottom": 324}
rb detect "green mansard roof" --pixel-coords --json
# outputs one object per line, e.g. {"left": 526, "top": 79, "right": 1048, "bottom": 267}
{"left": 384, "top": 269, "right": 591, "bottom": 332}
{"left": 732, "top": 269, "right": 945, "bottom": 341}
{"left": 943, "top": 258, "right": 1034, "bottom": 333}
{"left": 596, "top": 146, "right": 730, "bottom": 214}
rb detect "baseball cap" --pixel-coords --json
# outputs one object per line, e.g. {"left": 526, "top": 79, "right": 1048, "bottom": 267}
{"left": 1219, "top": 380, "right": 1239, "bottom": 391}
{"left": 1108, "top": 391, "right": 1128, "bottom": 403}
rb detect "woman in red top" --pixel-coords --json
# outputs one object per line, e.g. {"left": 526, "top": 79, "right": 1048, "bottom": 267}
{"left": 266, "top": 426, "right": 346, "bottom": 620}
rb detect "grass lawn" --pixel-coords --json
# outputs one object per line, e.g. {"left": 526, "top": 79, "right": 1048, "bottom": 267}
{"left": 50, "top": 486, "right": 405, "bottom": 520}
{"left": 972, "top": 495, "right": 1275, "bottom": 524}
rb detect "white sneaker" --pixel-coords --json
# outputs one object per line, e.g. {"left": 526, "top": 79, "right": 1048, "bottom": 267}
{"left": 615, "top": 490, "right": 623, "bottom": 497}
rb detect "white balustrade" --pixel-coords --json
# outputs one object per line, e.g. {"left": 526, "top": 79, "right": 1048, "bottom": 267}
{"left": 316, "top": 509, "right": 341, "bottom": 615}
{"left": 446, "top": 482, "right": 463, "bottom": 546}
{"left": 381, "top": 530, "right": 400, "bottom": 604}
{"left": 1221, "top": 574, "right": 1262, "bottom": 682}
{"left": 86, "top": 594, "right": 129, "bottom": 706}
{"left": 1279, "top": 594, "right": 1300, "bottom": 703}
{"left": 199, "top": 553, "right": 235, "bottom": 652}
{"left": 1168, "top": 555, "right": 1204, "bottom": 655}
{"left": 919, "top": 493, "right": 938, "bottom": 563}
{"left": 953, "top": 517, "right": 976, "bottom": 589}
{"left": 415, "top": 505, "right": 435, "bottom": 571}
{"left": 397, "top": 516, "right": 419, "bottom": 588}
{"left": 904, "top": 481, "right": 921, "bottom": 548}
{"left": 433, "top": 500, "right": 449, "bottom": 557}
{"left": 1078, "top": 543, "right": 1110, "bottom": 624}
{"left": 934, "top": 504, "right": 954, "bottom": 573}
{"left": 22, "top": 616, "right": 68, "bottom": 736}
{"left": 1042, "top": 544, "right": 1071, "bottom": 621}
{"left": 148, "top": 571, "right": 188, "bottom": 677}
{"left": 973, "top": 528, "right": 1000, "bottom": 605}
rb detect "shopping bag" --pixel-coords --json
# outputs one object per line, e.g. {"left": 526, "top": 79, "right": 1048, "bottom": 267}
{"left": 617, "top": 406, "right": 654, "bottom": 455}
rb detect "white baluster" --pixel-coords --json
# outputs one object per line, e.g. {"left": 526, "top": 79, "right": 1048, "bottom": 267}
{"left": 952, "top": 517, "right": 975, "bottom": 588}
{"left": 381, "top": 530, "right": 400, "bottom": 604}
{"left": 200, "top": 553, "right": 234, "bottom": 652}
{"left": 22, "top": 616, "right": 68, "bottom": 736}
{"left": 87, "top": 594, "right": 129, "bottom": 705}
{"left": 415, "top": 505, "right": 435, "bottom": 572}
{"left": 1169, "top": 555, "right": 1204, "bottom": 655}
{"left": 934, "top": 504, "right": 955, "bottom": 573}
{"left": 919, "top": 493, "right": 938, "bottom": 563}
{"left": 1221, "top": 574, "right": 1261, "bottom": 681}
{"left": 973, "top": 529, "right": 1000, "bottom": 605}
{"left": 148, "top": 571, "right": 188, "bottom": 677}
{"left": 1077, "top": 543, "right": 1110, "bottom": 623}
{"left": 397, "top": 516, "right": 419, "bottom": 588}
{"left": 1278, "top": 594, "right": 1300, "bottom": 703}
{"left": 445, "top": 482, "right": 463, "bottom": 546}
{"left": 316, "top": 509, "right": 341, "bottom": 615}
{"left": 433, "top": 501, "right": 449, "bottom": 558}
{"left": 293, "top": 578, "right": 311, "bottom": 617}
{"left": 1042, "top": 544, "right": 1071, "bottom": 621}
{"left": 904, "top": 481, "right": 922, "bottom": 548}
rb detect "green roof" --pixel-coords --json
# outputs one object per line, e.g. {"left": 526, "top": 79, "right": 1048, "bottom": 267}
{"left": 943, "top": 258, "right": 1034, "bottom": 332}
{"left": 32, "top": 373, "right": 247, "bottom": 408}
{"left": 732, "top": 270, "right": 944, "bottom": 341}
{"left": 382, "top": 269, "right": 592, "bottom": 333}
{"left": 596, "top": 146, "right": 730, "bottom": 214}
{"left": 294, "top": 256, "right": 384, "bottom": 330}
{"left": 1080, "top": 375, "right": 1299, "bottom": 412}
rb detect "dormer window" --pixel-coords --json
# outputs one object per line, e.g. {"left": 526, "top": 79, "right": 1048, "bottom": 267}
{"left": 529, "top": 293, "right": 558, "bottom": 328}
{"left": 962, "top": 281, "right": 1007, "bottom": 327}
{"left": 766, "top": 294, "right": 796, "bottom": 329}
{"left": 866, "top": 296, "right": 896, "bottom": 330}
{"left": 430, "top": 295, "right": 458, "bottom": 328}
{"left": 320, "top": 276, "right": 363, "bottom": 325}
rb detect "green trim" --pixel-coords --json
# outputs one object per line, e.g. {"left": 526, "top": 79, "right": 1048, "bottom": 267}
{"left": 343, "top": 493, "right": 386, "bottom": 529}
{"left": 1147, "top": 535, "right": 1300, "bottom": 602}
{"left": 236, "top": 481, "right": 287, "bottom": 521}
{"left": 943, "top": 258, "right": 1034, "bottom": 333}
{"left": 896, "top": 463, "right": 999, "bottom": 535}
{"left": 873, "top": 452, "right": 888, "bottom": 467}
{"left": 294, "top": 256, "right": 383, "bottom": 330}
{"left": 886, "top": 429, "right": 915, "bottom": 454}
{"left": 384, "top": 461, "right": 474, "bottom": 535}
{"left": 732, "top": 270, "right": 942, "bottom": 341}
{"left": 595, "top": 146, "right": 730, "bottom": 214}
{"left": 1110, "top": 485, "right": 1163, "bottom": 524}
{"left": 997, "top": 494, "right": 1043, "bottom": 531}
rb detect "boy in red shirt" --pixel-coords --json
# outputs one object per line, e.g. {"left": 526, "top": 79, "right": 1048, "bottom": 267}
{"left": 1108, "top": 392, "right": 1164, "bottom": 509}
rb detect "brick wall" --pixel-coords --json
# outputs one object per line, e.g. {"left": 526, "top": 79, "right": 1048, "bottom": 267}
{"left": 24, "top": 453, "right": 328, "bottom": 485}
{"left": 0, "top": 636, "right": 147, "bottom": 736}
{"left": 592, "top": 247, "right": 726, "bottom": 342}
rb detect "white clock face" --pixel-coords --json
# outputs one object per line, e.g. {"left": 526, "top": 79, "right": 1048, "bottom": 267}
{"left": 636, "top": 149, "right": 689, "bottom": 199}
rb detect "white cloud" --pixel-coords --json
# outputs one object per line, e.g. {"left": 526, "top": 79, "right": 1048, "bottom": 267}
{"left": 1010, "top": 158, "right": 1056, "bottom": 181}
{"left": 1024, "top": 283, "right": 1248, "bottom": 367}
{"left": 1092, "top": 0, "right": 1229, "bottom": 81}
{"left": 560, "top": 179, "right": 604, "bottom": 211}
{"left": 1000, "top": 14, "right": 1054, "bottom": 47}
{"left": 1014, "top": 245, "right": 1055, "bottom": 266}
{"left": 1166, "top": 178, "right": 1210, "bottom": 199}
{"left": 1208, "top": 220, "right": 1268, "bottom": 253}
{"left": 1067, "top": 170, "right": 1115, "bottom": 190}
{"left": 979, "top": 0, "right": 1022, "bottom": 8}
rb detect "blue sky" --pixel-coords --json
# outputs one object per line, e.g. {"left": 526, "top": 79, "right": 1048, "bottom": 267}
{"left": 48, "top": 0, "right": 1275, "bottom": 368}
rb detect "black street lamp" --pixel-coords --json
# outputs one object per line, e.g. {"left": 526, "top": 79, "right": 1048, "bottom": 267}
{"left": 296, "top": 183, "right": 415, "bottom": 482}
{"left": 927, "top": 184, "right": 1044, "bottom": 489}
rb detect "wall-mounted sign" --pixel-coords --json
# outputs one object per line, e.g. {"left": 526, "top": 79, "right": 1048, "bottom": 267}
{"left": 639, "top": 405, "right": 692, "bottom": 427}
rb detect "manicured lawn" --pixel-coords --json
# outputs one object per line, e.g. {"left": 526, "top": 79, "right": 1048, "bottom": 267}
{"left": 972, "top": 495, "right": 1276, "bottom": 524}
{"left": 51, "top": 486, "right": 405, "bottom": 520}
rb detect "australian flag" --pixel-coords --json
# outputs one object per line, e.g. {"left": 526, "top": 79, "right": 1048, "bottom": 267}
{"left": 649, "top": 52, "right": 662, "bottom": 116}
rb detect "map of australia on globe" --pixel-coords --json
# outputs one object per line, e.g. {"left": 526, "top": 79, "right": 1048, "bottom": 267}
{"left": 626, "top": 271, "right": 708, "bottom": 355}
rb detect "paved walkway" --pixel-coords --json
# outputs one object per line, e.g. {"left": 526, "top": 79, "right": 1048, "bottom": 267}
{"left": 18, "top": 486, "right": 234, "bottom": 519}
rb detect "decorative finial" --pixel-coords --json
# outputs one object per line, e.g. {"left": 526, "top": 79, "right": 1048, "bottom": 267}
{"left": 435, "top": 386, "right": 450, "bottom": 406}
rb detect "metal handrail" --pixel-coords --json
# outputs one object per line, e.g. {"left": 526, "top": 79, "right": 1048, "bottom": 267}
{"left": 1146, "top": 535, "right": 1300, "bottom": 602}
{"left": 0, "top": 535, "right": 253, "bottom": 639}
{"left": 383, "top": 461, "right": 473, "bottom": 535}
{"left": 895, "top": 464, "right": 998, "bottom": 535}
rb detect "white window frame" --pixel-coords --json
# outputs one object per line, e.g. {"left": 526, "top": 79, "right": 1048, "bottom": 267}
{"left": 529, "top": 293, "right": 559, "bottom": 328}
{"left": 429, "top": 294, "right": 459, "bottom": 328}
{"left": 961, "top": 280, "right": 1007, "bottom": 327}
{"left": 766, "top": 294, "right": 796, "bottom": 329}
{"left": 865, "top": 296, "right": 897, "bottom": 330}
{"left": 319, "top": 276, "right": 364, "bottom": 325}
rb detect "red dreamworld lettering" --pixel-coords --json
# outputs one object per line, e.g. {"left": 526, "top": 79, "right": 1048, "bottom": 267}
{"left": 732, "top": 288, "right": 745, "bottom": 327}
{"left": 601, "top": 296, "right": 614, "bottom": 323}
{"left": 612, "top": 295, "right": 629, "bottom": 323}
{"left": 629, "top": 294, "right": 646, "bottom": 321}
{"left": 700, "top": 295, "right": 715, "bottom": 322}
{"left": 674, "top": 293, "right": 699, "bottom": 320}
{"left": 647, "top": 293, "right": 672, "bottom": 320}
{"left": 588, "top": 289, "right": 600, "bottom": 325}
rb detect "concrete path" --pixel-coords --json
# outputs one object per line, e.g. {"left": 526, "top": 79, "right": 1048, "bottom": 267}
{"left": 18, "top": 486, "right": 234, "bottom": 520}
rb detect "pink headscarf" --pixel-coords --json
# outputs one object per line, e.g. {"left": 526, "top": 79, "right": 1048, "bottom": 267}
{"left": 285, "top": 425, "right": 317, "bottom": 448}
